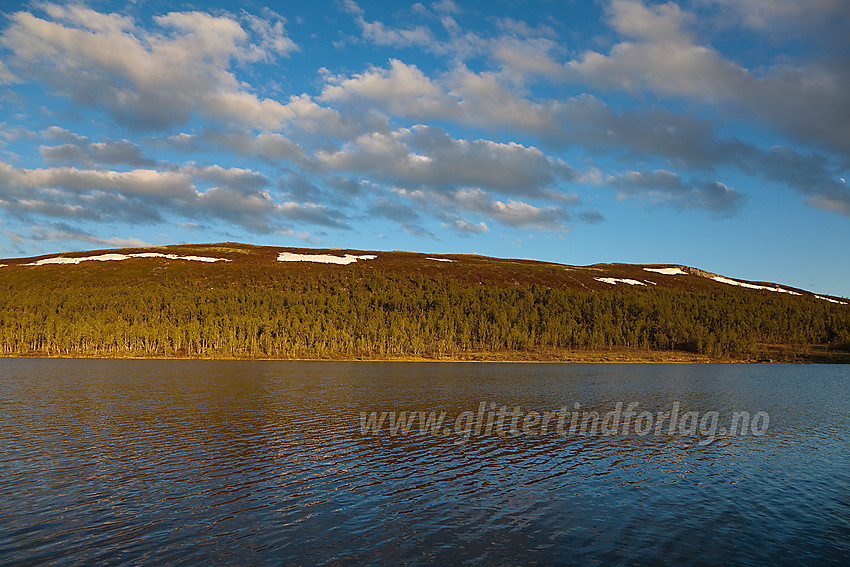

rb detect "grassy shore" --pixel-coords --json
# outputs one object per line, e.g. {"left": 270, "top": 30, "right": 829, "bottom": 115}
{"left": 4, "top": 346, "right": 848, "bottom": 363}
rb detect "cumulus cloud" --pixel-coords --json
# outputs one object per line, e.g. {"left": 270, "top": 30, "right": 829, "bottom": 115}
{"left": 182, "top": 164, "right": 268, "bottom": 192}
{"left": 453, "top": 188, "right": 571, "bottom": 229}
{"left": 156, "top": 129, "right": 309, "bottom": 166}
{"left": 568, "top": 0, "right": 850, "bottom": 157}
{"left": 342, "top": 2, "right": 565, "bottom": 83}
{"left": 608, "top": 0, "right": 694, "bottom": 43}
{"left": 568, "top": 1, "right": 748, "bottom": 100}
{"left": 0, "top": 163, "right": 196, "bottom": 198}
{"left": 321, "top": 59, "right": 454, "bottom": 117}
{"left": 392, "top": 187, "right": 572, "bottom": 231}
{"left": 0, "top": 4, "right": 298, "bottom": 130}
{"left": 193, "top": 186, "right": 346, "bottom": 232}
{"left": 316, "top": 60, "right": 763, "bottom": 175}
{"left": 488, "top": 36, "right": 566, "bottom": 83}
{"left": 443, "top": 219, "right": 489, "bottom": 234}
{"left": 317, "top": 125, "right": 575, "bottom": 197}
{"left": 0, "top": 160, "right": 348, "bottom": 233}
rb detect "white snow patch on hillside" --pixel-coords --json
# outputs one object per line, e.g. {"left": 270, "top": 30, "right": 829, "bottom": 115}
{"left": 133, "top": 253, "right": 228, "bottom": 263}
{"left": 815, "top": 295, "right": 848, "bottom": 305}
{"left": 595, "top": 277, "right": 646, "bottom": 286}
{"left": 25, "top": 253, "right": 230, "bottom": 266}
{"left": 711, "top": 276, "right": 801, "bottom": 295}
{"left": 426, "top": 258, "right": 455, "bottom": 262}
{"left": 644, "top": 267, "right": 687, "bottom": 275}
{"left": 277, "top": 252, "right": 377, "bottom": 265}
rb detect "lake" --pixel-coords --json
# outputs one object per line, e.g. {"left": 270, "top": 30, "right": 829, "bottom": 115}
{"left": 1, "top": 359, "right": 848, "bottom": 565}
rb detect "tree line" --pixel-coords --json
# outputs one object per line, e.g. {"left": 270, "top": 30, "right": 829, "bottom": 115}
{"left": 1, "top": 266, "right": 848, "bottom": 358}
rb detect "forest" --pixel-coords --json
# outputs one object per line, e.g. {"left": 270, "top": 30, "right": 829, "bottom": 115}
{"left": 1, "top": 256, "right": 848, "bottom": 361}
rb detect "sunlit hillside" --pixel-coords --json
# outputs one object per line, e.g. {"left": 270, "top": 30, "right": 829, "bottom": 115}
{"left": 1, "top": 243, "right": 848, "bottom": 362}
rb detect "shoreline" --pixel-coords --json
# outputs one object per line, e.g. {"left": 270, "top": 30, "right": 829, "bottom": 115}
{"left": 2, "top": 348, "right": 847, "bottom": 364}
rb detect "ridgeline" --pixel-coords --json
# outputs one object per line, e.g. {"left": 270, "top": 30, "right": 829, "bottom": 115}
{"left": 1, "top": 243, "right": 848, "bottom": 362}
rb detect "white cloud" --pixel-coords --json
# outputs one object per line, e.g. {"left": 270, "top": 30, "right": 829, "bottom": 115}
{"left": 394, "top": 186, "right": 571, "bottom": 231}
{"left": 489, "top": 36, "right": 566, "bottom": 82}
{"left": 453, "top": 188, "right": 571, "bottom": 230}
{"left": 182, "top": 164, "right": 268, "bottom": 191}
{"left": 608, "top": 0, "right": 694, "bottom": 43}
{"left": 165, "top": 129, "right": 309, "bottom": 165}
{"left": 569, "top": 1, "right": 749, "bottom": 101}
{"left": 0, "top": 60, "right": 16, "bottom": 84}
{"left": 342, "top": 0, "right": 365, "bottom": 17}
{"left": 317, "top": 125, "right": 574, "bottom": 197}
{"left": 1, "top": 5, "right": 297, "bottom": 130}
{"left": 432, "top": 0, "right": 460, "bottom": 14}
{"left": 321, "top": 59, "right": 453, "bottom": 117}
{"left": 0, "top": 160, "right": 350, "bottom": 233}
{"left": 319, "top": 54, "right": 834, "bottom": 183}
{"left": 448, "top": 67, "right": 551, "bottom": 129}
{"left": 568, "top": 0, "right": 850, "bottom": 156}
{"left": 0, "top": 162, "right": 196, "bottom": 198}
{"left": 342, "top": 3, "right": 563, "bottom": 83}
{"left": 243, "top": 11, "right": 298, "bottom": 60}
{"left": 275, "top": 94, "right": 360, "bottom": 138}
{"left": 443, "top": 219, "right": 489, "bottom": 234}
{"left": 320, "top": 61, "right": 565, "bottom": 134}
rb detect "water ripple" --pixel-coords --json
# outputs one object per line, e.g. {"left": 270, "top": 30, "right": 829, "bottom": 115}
{"left": 1, "top": 360, "right": 848, "bottom": 565}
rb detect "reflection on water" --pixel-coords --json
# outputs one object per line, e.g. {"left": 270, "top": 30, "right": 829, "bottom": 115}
{"left": 0, "top": 360, "right": 848, "bottom": 565}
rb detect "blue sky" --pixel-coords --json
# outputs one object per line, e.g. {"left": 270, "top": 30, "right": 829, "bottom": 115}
{"left": 0, "top": 0, "right": 848, "bottom": 297}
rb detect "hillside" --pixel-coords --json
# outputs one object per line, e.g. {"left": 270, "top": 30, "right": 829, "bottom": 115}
{"left": 1, "top": 242, "right": 848, "bottom": 362}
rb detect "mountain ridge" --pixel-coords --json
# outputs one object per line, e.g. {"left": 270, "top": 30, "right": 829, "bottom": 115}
{"left": 1, "top": 241, "right": 845, "bottom": 304}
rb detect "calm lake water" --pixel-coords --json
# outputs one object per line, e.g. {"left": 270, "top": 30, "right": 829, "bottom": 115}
{"left": 0, "top": 359, "right": 848, "bottom": 566}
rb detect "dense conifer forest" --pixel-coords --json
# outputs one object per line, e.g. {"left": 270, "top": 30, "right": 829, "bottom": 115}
{"left": 1, "top": 244, "right": 848, "bottom": 361}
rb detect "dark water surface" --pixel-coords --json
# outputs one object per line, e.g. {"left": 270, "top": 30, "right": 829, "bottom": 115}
{"left": 0, "top": 359, "right": 848, "bottom": 565}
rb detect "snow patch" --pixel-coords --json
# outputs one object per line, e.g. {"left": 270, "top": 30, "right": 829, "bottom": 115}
{"left": 815, "top": 295, "right": 848, "bottom": 305}
{"left": 595, "top": 277, "right": 646, "bottom": 286}
{"left": 426, "top": 258, "right": 455, "bottom": 262}
{"left": 277, "top": 252, "right": 377, "bottom": 265}
{"left": 130, "top": 253, "right": 228, "bottom": 263}
{"left": 644, "top": 267, "right": 687, "bottom": 276}
{"left": 25, "top": 253, "right": 230, "bottom": 266}
{"left": 711, "top": 276, "right": 801, "bottom": 295}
